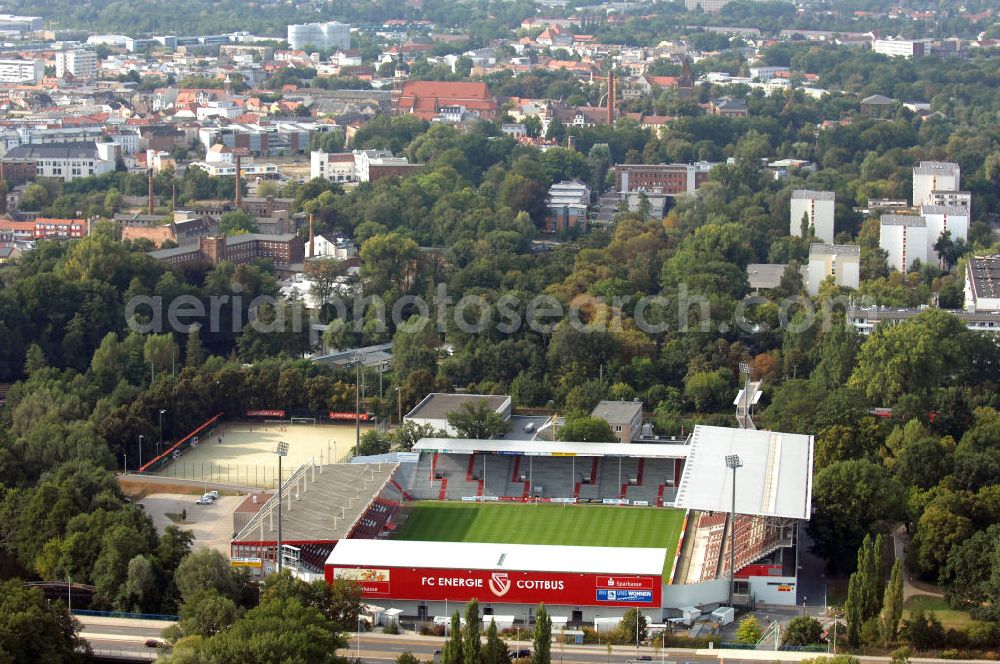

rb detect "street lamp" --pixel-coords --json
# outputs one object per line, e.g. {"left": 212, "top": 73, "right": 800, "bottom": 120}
{"left": 159, "top": 409, "right": 167, "bottom": 451}
{"left": 138, "top": 435, "right": 144, "bottom": 472}
{"left": 275, "top": 440, "right": 289, "bottom": 573}
{"left": 725, "top": 453, "right": 742, "bottom": 607}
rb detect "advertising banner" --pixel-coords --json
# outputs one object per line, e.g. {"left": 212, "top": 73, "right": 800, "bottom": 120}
{"left": 246, "top": 409, "right": 286, "bottom": 417}
{"left": 327, "top": 566, "right": 661, "bottom": 607}
{"left": 329, "top": 412, "right": 372, "bottom": 421}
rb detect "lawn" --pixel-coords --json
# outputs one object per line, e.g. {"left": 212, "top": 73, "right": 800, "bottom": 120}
{"left": 394, "top": 501, "right": 686, "bottom": 575}
{"left": 904, "top": 594, "right": 979, "bottom": 628}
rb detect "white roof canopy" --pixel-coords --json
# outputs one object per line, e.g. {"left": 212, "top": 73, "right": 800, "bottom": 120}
{"left": 413, "top": 438, "right": 689, "bottom": 459}
{"left": 673, "top": 425, "right": 813, "bottom": 520}
{"left": 326, "top": 539, "right": 667, "bottom": 576}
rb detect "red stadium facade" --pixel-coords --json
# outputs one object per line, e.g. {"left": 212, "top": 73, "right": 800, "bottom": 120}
{"left": 326, "top": 565, "right": 661, "bottom": 608}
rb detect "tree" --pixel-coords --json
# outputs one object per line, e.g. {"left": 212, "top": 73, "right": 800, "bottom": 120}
{"left": 844, "top": 571, "right": 865, "bottom": 648}
{"left": 219, "top": 210, "right": 259, "bottom": 235}
{"left": 464, "top": 599, "right": 482, "bottom": 664}
{"left": 185, "top": 326, "right": 205, "bottom": 368}
{"left": 557, "top": 416, "right": 616, "bottom": 442}
{"left": 736, "top": 615, "right": 763, "bottom": 644}
{"left": 442, "top": 612, "right": 463, "bottom": 664}
{"left": 0, "top": 579, "right": 88, "bottom": 663}
{"left": 175, "top": 588, "right": 239, "bottom": 638}
{"left": 484, "top": 619, "right": 511, "bottom": 664}
{"left": 880, "top": 559, "right": 904, "bottom": 646}
{"left": 174, "top": 548, "right": 239, "bottom": 603}
{"left": 388, "top": 420, "right": 448, "bottom": 451}
{"left": 397, "top": 653, "right": 421, "bottom": 664}
{"left": 899, "top": 609, "right": 944, "bottom": 650}
{"left": 118, "top": 554, "right": 156, "bottom": 612}
{"left": 809, "top": 460, "right": 904, "bottom": 571}
{"left": 447, "top": 400, "right": 510, "bottom": 439}
{"left": 782, "top": 616, "right": 824, "bottom": 646}
{"left": 19, "top": 183, "right": 50, "bottom": 211}
{"left": 531, "top": 604, "right": 551, "bottom": 664}
{"left": 198, "top": 596, "right": 347, "bottom": 663}
{"left": 619, "top": 608, "right": 647, "bottom": 646}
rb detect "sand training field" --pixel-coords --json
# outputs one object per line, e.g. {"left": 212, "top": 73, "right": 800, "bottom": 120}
{"left": 154, "top": 420, "right": 373, "bottom": 488}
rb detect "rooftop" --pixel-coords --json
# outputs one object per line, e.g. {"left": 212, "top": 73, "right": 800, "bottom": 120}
{"left": 881, "top": 214, "right": 926, "bottom": 227}
{"left": 673, "top": 425, "right": 813, "bottom": 520}
{"left": 590, "top": 400, "right": 642, "bottom": 424}
{"left": 412, "top": 438, "right": 689, "bottom": 459}
{"left": 919, "top": 204, "right": 969, "bottom": 215}
{"left": 326, "top": 539, "right": 667, "bottom": 576}
{"left": 809, "top": 243, "right": 860, "bottom": 257}
{"left": 914, "top": 161, "right": 959, "bottom": 176}
{"left": 747, "top": 263, "right": 787, "bottom": 290}
{"left": 406, "top": 393, "right": 509, "bottom": 421}
{"left": 3, "top": 141, "right": 99, "bottom": 159}
{"left": 967, "top": 256, "right": 1000, "bottom": 301}
{"left": 791, "top": 189, "right": 835, "bottom": 201}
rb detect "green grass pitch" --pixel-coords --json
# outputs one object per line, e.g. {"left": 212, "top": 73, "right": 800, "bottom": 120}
{"left": 394, "top": 502, "right": 686, "bottom": 575}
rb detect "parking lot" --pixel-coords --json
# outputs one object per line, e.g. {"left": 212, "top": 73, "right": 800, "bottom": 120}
{"left": 140, "top": 493, "right": 243, "bottom": 557}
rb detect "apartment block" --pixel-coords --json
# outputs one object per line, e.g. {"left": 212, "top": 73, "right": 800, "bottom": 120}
{"left": 913, "top": 161, "right": 960, "bottom": 206}
{"left": 790, "top": 190, "right": 835, "bottom": 244}
{"left": 55, "top": 50, "right": 97, "bottom": 79}
{"left": 921, "top": 204, "right": 969, "bottom": 261}
{"left": 873, "top": 39, "right": 928, "bottom": 58}
{"left": 806, "top": 244, "right": 860, "bottom": 296}
{"left": 0, "top": 58, "right": 43, "bottom": 83}
{"left": 545, "top": 180, "right": 590, "bottom": 233}
{"left": 880, "top": 214, "right": 928, "bottom": 272}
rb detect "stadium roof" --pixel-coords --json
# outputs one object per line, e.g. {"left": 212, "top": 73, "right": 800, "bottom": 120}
{"left": 673, "top": 425, "right": 813, "bottom": 520}
{"left": 326, "top": 539, "right": 667, "bottom": 576}
{"left": 413, "top": 438, "right": 690, "bottom": 459}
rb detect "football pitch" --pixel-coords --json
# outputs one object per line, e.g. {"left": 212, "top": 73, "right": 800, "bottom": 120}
{"left": 394, "top": 501, "right": 685, "bottom": 574}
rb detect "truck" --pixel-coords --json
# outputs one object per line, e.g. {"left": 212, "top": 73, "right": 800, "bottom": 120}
{"left": 710, "top": 606, "right": 735, "bottom": 627}
{"left": 667, "top": 606, "right": 702, "bottom": 627}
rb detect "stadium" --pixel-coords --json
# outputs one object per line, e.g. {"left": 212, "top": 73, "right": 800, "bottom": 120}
{"left": 227, "top": 396, "right": 814, "bottom": 624}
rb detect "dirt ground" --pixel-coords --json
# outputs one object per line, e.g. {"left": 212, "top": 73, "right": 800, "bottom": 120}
{"left": 140, "top": 493, "right": 243, "bottom": 557}
{"left": 154, "top": 421, "right": 372, "bottom": 488}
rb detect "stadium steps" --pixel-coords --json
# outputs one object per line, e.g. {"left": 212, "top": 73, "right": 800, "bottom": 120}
{"left": 636, "top": 459, "right": 645, "bottom": 485}
{"left": 465, "top": 455, "right": 476, "bottom": 481}
{"left": 438, "top": 478, "right": 448, "bottom": 500}
{"left": 656, "top": 484, "right": 665, "bottom": 507}
{"left": 573, "top": 482, "right": 581, "bottom": 499}
{"left": 589, "top": 457, "right": 599, "bottom": 483}
{"left": 430, "top": 453, "right": 438, "bottom": 480}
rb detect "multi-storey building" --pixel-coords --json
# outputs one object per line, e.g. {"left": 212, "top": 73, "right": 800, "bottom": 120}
{"left": 879, "top": 214, "right": 928, "bottom": 272}
{"left": 873, "top": 38, "right": 928, "bottom": 58}
{"left": 0, "top": 58, "right": 43, "bottom": 83}
{"left": 287, "top": 21, "right": 351, "bottom": 51}
{"left": 920, "top": 204, "right": 969, "bottom": 261}
{"left": 614, "top": 163, "right": 713, "bottom": 197}
{"left": 790, "top": 190, "right": 836, "bottom": 244}
{"left": 965, "top": 256, "right": 1000, "bottom": 313}
{"left": 55, "top": 50, "right": 97, "bottom": 79}
{"left": 1, "top": 142, "right": 115, "bottom": 182}
{"left": 545, "top": 180, "right": 590, "bottom": 233}
{"left": 806, "top": 244, "right": 860, "bottom": 296}
{"left": 913, "top": 161, "right": 960, "bottom": 206}
{"left": 149, "top": 233, "right": 304, "bottom": 270}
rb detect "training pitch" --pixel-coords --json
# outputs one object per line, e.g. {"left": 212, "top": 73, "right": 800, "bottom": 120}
{"left": 154, "top": 420, "right": 372, "bottom": 488}
{"left": 394, "top": 501, "right": 685, "bottom": 573}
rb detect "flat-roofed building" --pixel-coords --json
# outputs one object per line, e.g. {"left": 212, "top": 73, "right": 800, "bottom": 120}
{"left": 807, "top": 243, "right": 860, "bottom": 295}
{"left": 545, "top": 179, "right": 590, "bottom": 233}
{"left": 921, "top": 204, "right": 969, "bottom": 262}
{"left": 591, "top": 400, "right": 643, "bottom": 443}
{"left": 0, "top": 58, "right": 43, "bottom": 83}
{"left": 790, "top": 189, "right": 835, "bottom": 243}
{"left": 880, "top": 214, "right": 928, "bottom": 272}
{"left": 965, "top": 256, "right": 1000, "bottom": 313}
{"left": 913, "top": 161, "right": 960, "bottom": 207}
{"left": 405, "top": 393, "right": 512, "bottom": 437}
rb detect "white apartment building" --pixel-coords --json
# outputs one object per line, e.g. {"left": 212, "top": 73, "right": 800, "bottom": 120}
{"left": 2, "top": 142, "right": 115, "bottom": 181}
{"left": 880, "top": 214, "right": 928, "bottom": 272}
{"left": 749, "top": 65, "right": 790, "bottom": 81}
{"left": 965, "top": 256, "right": 1000, "bottom": 313}
{"left": 913, "top": 161, "right": 960, "bottom": 206}
{"left": 807, "top": 244, "right": 860, "bottom": 296}
{"left": 310, "top": 150, "right": 356, "bottom": 183}
{"left": 0, "top": 58, "right": 43, "bottom": 83}
{"left": 929, "top": 190, "right": 971, "bottom": 211}
{"left": 287, "top": 21, "right": 350, "bottom": 51}
{"left": 790, "top": 189, "right": 836, "bottom": 243}
{"left": 684, "top": 0, "right": 732, "bottom": 12}
{"left": 921, "top": 204, "right": 969, "bottom": 262}
{"left": 873, "top": 38, "right": 928, "bottom": 58}
{"left": 55, "top": 50, "right": 97, "bottom": 80}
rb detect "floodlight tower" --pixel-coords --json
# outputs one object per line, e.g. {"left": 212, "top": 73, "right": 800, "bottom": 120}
{"left": 724, "top": 453, "right": 743, "bottom": 606}
{"left": 275, "top": 440, "right": 289, "bottom": 572}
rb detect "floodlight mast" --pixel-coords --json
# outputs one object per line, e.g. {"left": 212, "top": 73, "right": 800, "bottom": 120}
{"left": 725, "top": 453, "right": 743, "bottom": 606}
{"left": 275, "top": 441, "right": 289, "bottom": 572}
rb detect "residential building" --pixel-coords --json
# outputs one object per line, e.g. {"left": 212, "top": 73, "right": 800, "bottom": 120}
{"left": 965, "top": 256, "right": 1000, "bottom": 313}
{"left": 847, "top": 306, "right": 1000, "bottom": 336}
{"left": 307, "top": 234, "right": 356, "bottom": 259}
{"left": 352, "top": 149, "right": 421, "bottom": 182}
{"left": 591, "top": 400, "right": 643, "bottom": 443}
{"left": 198, "top": 122, "right": 319, "bottom": 156}
{"left": 709, "top": 97, "right": 748, "bottom": 117}
{"left": 0, "top": 58, "right": 43, "bottom": 84}
{"left": 873, "top": 38, "right": 928, "bottom": 58}
{"left": 929, "top": 190, "right": 971, "bottom": 211}
{"left": 189, "top": 160, "right": 279, "bottom": 178}
{"left": 880, "top": 214, "right": 928, "bottom": 272}
{"left": 921, "top": 204, "right": 969, "bottom": 261}
{"left": 790, "top": 190, "right": 836, "bottom": 244}
{"left": 685, "top": 0, "right": 732, "bottom": 12}
{"left": 860, "top": 94, "right": 894, "bottom": 118}
{"left": 55, "top": 50, "right": 98, "bottom": 80}
{"left": 806, "top": 244, "right": 860, "bottom": 296}
{"left": 405, "top": 393, "right": 512, "bottom": 437}
{"left": 1, "top": 142, "right": 114, "bottom": 182}
{"left": 311, "top": 151, "right": 356, "bottom": 183}
{"left": 0, "top": 217, "right": 89, "bottom": 240}
{"left": 0, "top": 159, "right": 37, "bottom": 186}
{"left": 614, "top": 163, "right": 713, "bottom": 197}
{"left": 287, "top": 21, "right": 351, "bottom": 51}
{"left": 149, "top": 233, "right": 304, "bottom": 270}
{"left": 545, "top": 180, "right": 590, "bottom": 233}
{"left": 0, "top": 245, "right": 20, "bottom": 265}
{"left": 749, "top": 65, "right": 790, "bottom": 81}
{"left": 913, "top": 161, "right": 960, "bottom": 206}
{"left": 393, "top": 81, "right": 499, "bottom": 121}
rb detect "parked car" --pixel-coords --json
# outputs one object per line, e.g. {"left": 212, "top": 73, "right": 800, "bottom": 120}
{"left": 204, "top": 490, "right": 219, "bottom": 499}
{"left": 512, "top": 649, "right": 531, "bottom": 659}
{"left": 195, "top": 496, "right": 213, "bottom": 505}
{"left": 145, "top": 639, "right": 162, "bottom": 648}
